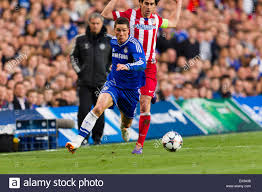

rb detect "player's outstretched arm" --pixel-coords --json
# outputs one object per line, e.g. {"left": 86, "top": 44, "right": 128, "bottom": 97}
{"left": 116, "top": 58, "right": 146, "bottom": 71}
{"left": 116, "top": 38, "right": 146, "bottom": 72}
{"left": 126, "top": 57, "right": 146, "bottom": 71}
{"left": 126, "top": 40, "right": 146, "bottom": 71}
{"left": 101, "top": 0, "right": 118, "bottom": 20}
{"left": 162, "top": 0, "right": 182, "bottom": 28}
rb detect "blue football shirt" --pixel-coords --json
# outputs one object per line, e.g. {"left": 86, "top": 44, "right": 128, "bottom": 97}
{"left": 107, "top": 36, "right": 146, "bottom": 89}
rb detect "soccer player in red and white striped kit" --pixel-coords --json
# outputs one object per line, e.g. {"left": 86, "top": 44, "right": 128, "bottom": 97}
{"left": 102, "top": 0, "right": 182, "bottom": 154}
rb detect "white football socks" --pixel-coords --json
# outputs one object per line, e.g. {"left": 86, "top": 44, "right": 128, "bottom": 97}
{"left": 76, "top": 111, "right": 99, "bottom": 146}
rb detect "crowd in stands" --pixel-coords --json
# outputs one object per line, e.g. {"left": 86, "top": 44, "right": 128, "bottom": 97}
{"left": 0, "top": 0, "right": 262, "bottom": 111}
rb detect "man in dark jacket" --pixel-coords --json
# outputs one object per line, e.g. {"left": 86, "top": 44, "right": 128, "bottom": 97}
{"left": 177, "top": 27, "right": 200, "bottom": 60}
{"left": 0, "top": 85, "right": 9, "bottom": 111}
{"left": 70, "top": 13, "right": 111, "bottom": 145}
{"left": 13, "top": 82, "right": 30, "bottom": 110}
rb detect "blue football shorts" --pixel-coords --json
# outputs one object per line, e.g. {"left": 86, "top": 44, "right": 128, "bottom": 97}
{"left": 101, "top": 81, "right": 140, "bottom": 118}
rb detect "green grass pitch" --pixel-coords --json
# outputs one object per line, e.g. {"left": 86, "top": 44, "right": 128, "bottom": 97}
{"left": 1, "top": 131, "right": 262, "bottom": 174}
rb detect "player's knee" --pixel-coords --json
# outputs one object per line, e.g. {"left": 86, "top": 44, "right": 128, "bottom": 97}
{"left": 140, "top": 98, "right": 151, "bottom": 113}
{"left": 140, "top": 104, "right": 150, "bottom": 113}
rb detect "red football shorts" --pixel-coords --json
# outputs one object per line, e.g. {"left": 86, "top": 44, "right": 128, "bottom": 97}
{"left": 140, "top": 62, "right": 157, "bottom": 97}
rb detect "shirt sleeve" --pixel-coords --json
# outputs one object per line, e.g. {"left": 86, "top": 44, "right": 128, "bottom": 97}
{"left": 112, "top": 9, "right": 133, "bottom": 21}
{"left": 70, "top": 37, "right": 81, "bottom": 74}
{"left": 126, "top": 41, "right": 146, "bottom": 71}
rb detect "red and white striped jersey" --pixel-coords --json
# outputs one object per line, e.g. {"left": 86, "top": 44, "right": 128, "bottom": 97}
{"left": 112, "top": 8, "right": 163, "bottom": 64}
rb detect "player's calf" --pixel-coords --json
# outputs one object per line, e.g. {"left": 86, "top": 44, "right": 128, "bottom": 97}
{"left": 137, "top": 96, "right": 152, "bottom": 147}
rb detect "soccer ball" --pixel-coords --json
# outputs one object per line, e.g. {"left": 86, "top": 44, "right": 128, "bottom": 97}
{"left": 162, "top": 131, "right": 183, "bottom": 152}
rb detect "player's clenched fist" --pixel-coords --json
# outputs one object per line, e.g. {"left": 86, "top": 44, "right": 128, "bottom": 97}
{"left": 116, "top": 64, "right": 129, "bottom": 71}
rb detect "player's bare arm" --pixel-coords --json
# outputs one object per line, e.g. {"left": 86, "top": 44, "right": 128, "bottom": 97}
{"left": 101, "top": 0, "right": 119, "bottom": 20}
{"left": 162, "top": 0, "right": 182, "bottom": 28}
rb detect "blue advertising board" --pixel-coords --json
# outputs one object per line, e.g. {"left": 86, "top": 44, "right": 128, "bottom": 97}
{"left": 234, "top": 96, "right": 262, "bottom": 126}
{"left": 1, "top": 101, "right": 206, "bottom": 148}
{"left": 0, "top": 109, "right": 43, "bottom": 125}
{"left": 132, "top": 101, "right": 205, "bottom": 139}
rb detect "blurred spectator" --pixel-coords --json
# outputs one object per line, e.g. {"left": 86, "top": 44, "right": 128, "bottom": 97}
{"left": 173, "top": 85, "right": 183, "bottom": 100}
{"left": 177, "top": 56, "right": 187, "bottom": 72}
{"left": 166, "top": 48, "right": 177, "bottom": 72}
{"left": 232, "top": 79, "right": 245, "bottom": 97}
{"left": 7, "top": 79, "right": 15, "bottom": 90}
{"left": 6, "top": 88, "right": 14, "bottom": 110}
{"left": 43, "top": 29, "right": 62, "bottom": 59}
{"left": 35, "top": 73, "right": 47, "bottom": 89}
{"left": 256, "top": 77, "right": 262, "bottom": 94}
{"left": 219, "top": 75, "right": 232, "bottom": 98}
{"left": 244, "top": 77, "right": 256, "bottom": 96}
{"left": 61, "top": 89, "right": 70, "bottom": 105}
{"left": 36, "top": 90, "right": 45, "bottom": 107}
{"left": 157, "top": 28, "right": 178, "bottom": 53}
{"left": 61, "top": 10, "right": 78, "bottom": 41}
{"left": 198, "top": 30, "right": 212, "bottom": 61}
{"left": 0, "top": 71, "right": 8, "bottom": 85}
{"left": 26, "top": 89, "right": 38, "bottom": 109}
{"left": 23, "top": 79, "right": 32, "bottom": 92}
{"left": 12, "top": 72, "right": 24, "bottom": 83}
{"left": 0, "top": 85, "right": 8, "bottom": 110}
{"left": 43, "top": 88, "right": 54, "bottom": 107}
{"left": 159, "top": 81, "right": 175, "bottom": 101}
{"left": 68, "top": 88, "right": 78, "bottom": 105}
{"left": 55, "top": 74, "right": 66, "bottom": 91}
{"left": 177, "top": 27, "right": 200, "bottom": 60}
{"left": 199, "top": 86, "right": 208, "bottom": 98}
{"left": 210, "top": 78, "right": 221, "bottom": 98}
{"left": 13, "top": 82, "right": 29, "bottom": 110}
{"left": 250, "top": 46, "right": 262, "bottom": 75}
{"left": 54, "top": 93, "right": 68, "bottom": 107}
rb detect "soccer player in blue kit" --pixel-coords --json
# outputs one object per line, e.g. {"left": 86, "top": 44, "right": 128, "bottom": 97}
{"left": 66, "top": 17, "right": 146, "bottom": 154}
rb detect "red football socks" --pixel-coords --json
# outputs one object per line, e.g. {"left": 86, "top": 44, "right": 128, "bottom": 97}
{"left": 137, "top": 114, "right": 151, "bottom": 147}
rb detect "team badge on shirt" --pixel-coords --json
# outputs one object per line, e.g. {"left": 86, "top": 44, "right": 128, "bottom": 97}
{"left": 124, "top": 47, "right": 128, "bottom": 53}
{"left": 84, "top": 43, "right": 89, "bottom": 49}
{"left": 99, "top": 43, "right": 106, "bottom": 50}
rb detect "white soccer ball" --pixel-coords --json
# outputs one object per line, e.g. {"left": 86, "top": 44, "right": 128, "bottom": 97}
{"left": 162, "top": 131, "right": 183, "bottom": 152}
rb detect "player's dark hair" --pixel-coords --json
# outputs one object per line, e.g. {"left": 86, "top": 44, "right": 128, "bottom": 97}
{"left": 139, "top": 0, "right": 160, "bottom": 5}
{"left": 114, "top": 17, "right": 130, "bottom": 28}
